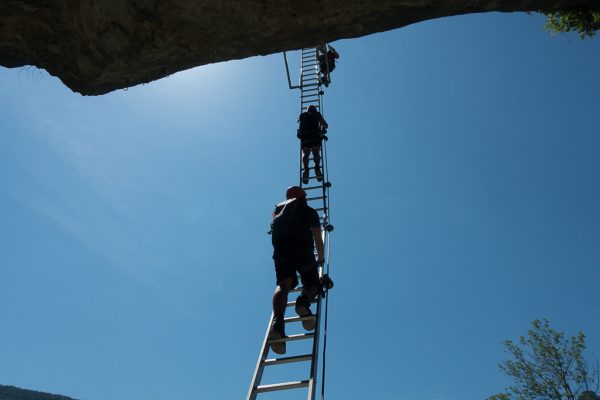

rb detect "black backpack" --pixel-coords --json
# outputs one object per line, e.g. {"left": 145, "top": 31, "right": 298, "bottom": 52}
{"left": 270, "top": 198, "right": 304, "bottom": 245}
{"left": 298, "top": 111, "right": 320, "bottom": 136}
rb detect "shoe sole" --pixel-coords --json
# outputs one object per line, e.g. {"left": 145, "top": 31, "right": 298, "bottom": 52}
{"left": 295, "top": 304, "right": 316, "bottom": 331}
{"left": 268, "top": 329, "right": 286, "bottom": 354}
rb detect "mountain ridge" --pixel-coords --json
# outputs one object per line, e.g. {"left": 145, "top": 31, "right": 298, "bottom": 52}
{"left": 0, "top": 384, "right": 77, "bottom": 400}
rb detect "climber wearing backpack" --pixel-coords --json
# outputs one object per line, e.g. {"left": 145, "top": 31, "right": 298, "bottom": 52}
{"left": 317, "top": 44, "right": 339, "bottom": 87}
{"left": 268, "top": 186, "right": 324, "bottom": 354}
{"left": 297, "top": 105, "right": 328, "bottom": 184}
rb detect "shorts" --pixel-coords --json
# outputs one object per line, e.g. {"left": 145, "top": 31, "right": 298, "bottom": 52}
{"left": 300, "top": 135, "right": 322, "bottom": 149}
{"left": 274, "top": 258, "right": 320, "bottom": 289}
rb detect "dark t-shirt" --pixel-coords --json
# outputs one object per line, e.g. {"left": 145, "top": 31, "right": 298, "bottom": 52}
{"left": 298, "top": 110, "right": 322, "bottom": 134}
{"left": 272, "top": 198, "right": 320, "bottom": 262}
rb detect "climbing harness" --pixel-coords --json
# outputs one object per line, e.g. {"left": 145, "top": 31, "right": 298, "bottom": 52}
{"left": 246, "top": 47, "right": 335, "bottom": 400}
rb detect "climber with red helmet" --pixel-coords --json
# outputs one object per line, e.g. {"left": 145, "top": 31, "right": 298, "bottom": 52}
{"left": 297, "top": 105, "right": 328, "bottom": 184}
{"left": 267, "top": 186, "right": 325, "bottom": 354}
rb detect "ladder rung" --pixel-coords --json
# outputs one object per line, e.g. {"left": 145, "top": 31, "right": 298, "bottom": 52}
{"left": 263, "top": 354, "right": 312, "bottom": 366}
{"left": 284, "top": 315, "right": 316, "bottom": 323}
{"left": 286, "top": 299, "right": 317, "bottom": 307}
{"left": 302, "top": 185, "right": 323, "bottom": 191}
{"left": 315, "top": 207, "right": 325, "bottom": 211}
{"left": 301, "top": 83, "right": 320, "bottom": 88}
{"left": 304, "top": 176, "right": 323, "bottom": 181}
{"left": 268, "top": 332, "right": 314, "bottom": 343}
{"left": 307, "top": 196, "right": 325, "bottom": 201}
{"left": 255, "top": 380, "right": 310, "bottom": 393}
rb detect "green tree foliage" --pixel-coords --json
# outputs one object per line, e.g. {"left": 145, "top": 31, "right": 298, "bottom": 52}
{"left": 488, "top": 319, "right": 599, "bottom": 400}
{"left": 542, "top": 5, "right": 600, "bottom": 39}
{"left": 0, "top": 385, "right": 77, "bottom": 400}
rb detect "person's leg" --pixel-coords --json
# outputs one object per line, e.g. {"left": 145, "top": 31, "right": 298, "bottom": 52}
{"left": 302, "top": 146, "right": 311, "bottom": 183}
{"left": 295, "top": 263, "right": 321, "bottom": 330}
{"left": 270, "top": 268, "right": 297, "bottom": 354}
{"left": 301, "top": 282, "right": 320, "bottom": 301}
{"left": 272, "top": 277, "right": 293, "bottom": 317}
{"left": 312, "top": 145, "right": 322, "bottom": 181}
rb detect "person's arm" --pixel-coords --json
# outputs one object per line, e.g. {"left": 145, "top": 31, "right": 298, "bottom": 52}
{"left": 319, "top": 113, "right": 329, "bottom": 130}
{"left": 311, "top": 227, "right": 325, "bottom": 265}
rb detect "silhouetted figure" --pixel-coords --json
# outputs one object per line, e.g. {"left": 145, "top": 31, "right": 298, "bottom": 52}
{"left": 268, "top": 186, "right": 324, "bottom": 354}
{"left": 297, "top": 105, "right": 328, "bottom": 184}
{"left": 318, "top": 45, "right": 339, "bottom": 87}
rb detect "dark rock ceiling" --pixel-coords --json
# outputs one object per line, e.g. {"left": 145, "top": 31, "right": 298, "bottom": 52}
{"left": 0, "top": 0, "right": 595, "bottom": 95}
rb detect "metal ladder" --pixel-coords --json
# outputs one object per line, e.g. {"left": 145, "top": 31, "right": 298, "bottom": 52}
{"left": 246, "top": 47, "right": 333, "bottom": 400}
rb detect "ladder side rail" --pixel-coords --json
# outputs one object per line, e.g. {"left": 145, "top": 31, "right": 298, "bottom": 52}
{"left": 319, "top": 280, "right": 331, "bottom": 400}
{"left": 307, "top": 284, "right": 324, "bottom": 400}
{"left": 246, "top": 313, "right": 276, "bottom": 400}
{"left": 323, "top": 139, "right": 332, "bottom": 250}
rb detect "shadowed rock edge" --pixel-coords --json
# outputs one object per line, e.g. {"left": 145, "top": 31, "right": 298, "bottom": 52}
{"left": 0, "top": 0, "right": 595, "bottom": 95}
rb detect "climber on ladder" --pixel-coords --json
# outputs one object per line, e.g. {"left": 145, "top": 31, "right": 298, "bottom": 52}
{"left": 247, "top": 47, "right": 334, "bottom": 400}
{"left": 268, "top": 186, "right": 325, "bottom": 355}
{"left": 317, "top": 44, "right": 339, "bottom": 87}
{"left": 297, "top": 105, "right": 329, "bottom": 184}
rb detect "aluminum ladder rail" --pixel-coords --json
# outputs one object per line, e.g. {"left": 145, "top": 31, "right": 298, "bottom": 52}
{"left": 247, "top": 47, "right": 333, "bottom": 400}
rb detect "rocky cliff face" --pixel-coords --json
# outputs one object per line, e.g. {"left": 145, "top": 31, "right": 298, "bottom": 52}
{"left": 0, "top": 0, "right": 594, "bottom": 95}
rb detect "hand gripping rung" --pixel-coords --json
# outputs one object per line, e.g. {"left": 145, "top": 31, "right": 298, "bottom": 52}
{"left": 255, "top": 380, "right": 310, "bottom": 393}
{"left": 263, "top": 354, "right": 312, "bottom": 366}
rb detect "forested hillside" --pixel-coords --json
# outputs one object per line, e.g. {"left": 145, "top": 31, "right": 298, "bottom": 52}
{"left": 0, "top": 385, "right": 76, "bottom": 400}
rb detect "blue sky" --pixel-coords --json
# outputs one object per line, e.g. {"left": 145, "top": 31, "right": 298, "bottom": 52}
{"left": 1, "top": 11, "right": 599, "bottom": 400}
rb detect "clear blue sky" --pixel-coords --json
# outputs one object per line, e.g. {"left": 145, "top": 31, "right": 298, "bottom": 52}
{"left": 1, "top": 11, "right": 599, "bottom": 400}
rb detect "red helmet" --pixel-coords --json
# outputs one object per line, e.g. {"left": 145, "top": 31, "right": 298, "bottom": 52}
{"left": 286, "top": 186, "right": 306, "bottom": 199}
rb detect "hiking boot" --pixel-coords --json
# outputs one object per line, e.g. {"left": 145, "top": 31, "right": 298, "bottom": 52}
{"left": 268, "top": 315, "right": 286, "bottom": 354}
{"left": 295, "top": 296, "right": 315, "bottom": 331}
{"left": 315, "top": 166, "right": 323, "bottom": 182}
{"left": 302, "top": 170, "right": 309, "bottom": 184}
